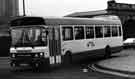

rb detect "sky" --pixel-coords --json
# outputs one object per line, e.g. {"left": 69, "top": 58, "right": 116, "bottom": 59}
{"left": 19, "top": 0, "right": 135, "bottom": 17}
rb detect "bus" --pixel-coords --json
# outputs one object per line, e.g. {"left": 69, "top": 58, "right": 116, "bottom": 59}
{"left": 9, "top": 16, "right": 123, "bottom": 71}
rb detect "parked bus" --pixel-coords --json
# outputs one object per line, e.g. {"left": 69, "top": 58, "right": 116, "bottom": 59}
{"left": 9, "top": 16, "right": 123, "bottom": 71}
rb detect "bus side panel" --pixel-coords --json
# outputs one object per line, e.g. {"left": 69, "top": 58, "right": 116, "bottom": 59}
{"left": 109, "top": 36, "right": 123, "bottom": 52}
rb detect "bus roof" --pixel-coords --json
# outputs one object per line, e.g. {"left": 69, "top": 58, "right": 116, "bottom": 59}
{"left": 44, "top": 17, "right": 121, "bottom": 25}
{"left": 10, "top": 16, "right": 122, "bottom": 26}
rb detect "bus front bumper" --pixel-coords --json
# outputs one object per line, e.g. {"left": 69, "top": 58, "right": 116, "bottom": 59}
{"left": 10, "top": 57, "right": 49, "bottom": 67}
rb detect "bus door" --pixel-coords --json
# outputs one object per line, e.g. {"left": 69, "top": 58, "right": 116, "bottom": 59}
{"left": 49, "top": 26, "right": 62, "bottom": 65}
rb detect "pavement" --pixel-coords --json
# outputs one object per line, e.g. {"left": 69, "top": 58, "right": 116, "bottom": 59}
{"left": 90, "top": 49, "right": 135, "bottom": 78}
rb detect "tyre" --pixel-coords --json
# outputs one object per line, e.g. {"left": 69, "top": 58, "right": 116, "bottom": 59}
{"left": 32, "top": 60, "right": 50, "bottom": 72}
{"left": 39, "top": 60, "right": 50, "bottom": 72}
{"left": 104, "top": 46, "right": 112, "bottom": 58}
{"left": 10, "top": 62, "right": 20, "bottom": 72}
{"left": 63, "top": 52, "right": 72, "bottom": 67}
{"left": 32, "top": 63, "right": 40, "bottom": 72}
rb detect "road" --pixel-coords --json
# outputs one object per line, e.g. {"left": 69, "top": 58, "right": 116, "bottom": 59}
{"left": 0, "top": 49, "right": 133, "bottom": 79}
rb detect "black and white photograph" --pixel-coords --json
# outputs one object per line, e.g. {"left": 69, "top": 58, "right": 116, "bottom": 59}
{"left": 0, "top": 0, "right": 135, "bottom": 79}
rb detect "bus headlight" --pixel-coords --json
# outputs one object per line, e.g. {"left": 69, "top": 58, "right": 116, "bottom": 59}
{"left": 35, "top": 54, "right": 38, "bottom": 57}
{"left": 34, "top": 53, "right": 44, "bottom": 58}
{"left": 40, "top": 53, "right": 44, "bottom": 56}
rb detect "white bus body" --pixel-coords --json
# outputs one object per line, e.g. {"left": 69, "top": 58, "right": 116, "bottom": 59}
{"left": 9, "top": 16, "right": 123, "bottom": 71}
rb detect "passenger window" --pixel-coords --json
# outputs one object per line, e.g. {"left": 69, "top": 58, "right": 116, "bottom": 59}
{"left": 104, "top": 26, "right": 111, "bottom": 37}
{"left": 112, "top": 26, "right": 118, "bottom": 37}
{"left": 85, "top": 26, "right": 94, "bottom": 39}
{"left": 118, "top": 26, "right": 122, "bottom": 36}
{"left": 95, "top": 26, "right": 103, "bottom": 38}
{"left": 62, "top": 27, "right": 73, "bottom": 41}
{"left": 74, "top": 26, "right": 84, "bottom": 40}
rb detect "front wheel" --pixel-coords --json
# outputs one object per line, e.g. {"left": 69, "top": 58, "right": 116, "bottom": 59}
{"left": 63, "top": 52, "right": 72, "bottom": 67}
{"left": 32, "top": 63, "right": 40, "bottom": 72}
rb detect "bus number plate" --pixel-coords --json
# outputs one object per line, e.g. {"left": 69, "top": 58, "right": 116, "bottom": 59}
{"left": 17, "top": 50, "right": 31, "bottom": 53}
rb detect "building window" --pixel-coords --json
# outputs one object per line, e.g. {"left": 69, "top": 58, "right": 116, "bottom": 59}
{"left": 85, "top": 26, "right": 94, "bottom": 39}
{"left": 74, "top": 26, "right": 84, "bottom": 40}
{"left": 62, "top": 27, "right": 73, "bottom": 41}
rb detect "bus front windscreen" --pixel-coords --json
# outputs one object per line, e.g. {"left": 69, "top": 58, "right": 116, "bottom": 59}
{"left": 11, "top": 27, "right": 48, "bottom": 47}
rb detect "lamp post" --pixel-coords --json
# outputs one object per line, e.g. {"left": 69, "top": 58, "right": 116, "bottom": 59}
{"left": 23, "top": 0, "right": 26, "bottom": 16}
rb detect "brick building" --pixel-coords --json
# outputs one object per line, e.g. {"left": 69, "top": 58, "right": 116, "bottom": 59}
{"left": 66, "top": 0, "right": 135, "bottom": 39}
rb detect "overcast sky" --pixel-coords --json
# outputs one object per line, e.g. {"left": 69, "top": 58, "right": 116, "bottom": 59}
{"left": 19, "top": 0, "right": 135, "bottom": 17}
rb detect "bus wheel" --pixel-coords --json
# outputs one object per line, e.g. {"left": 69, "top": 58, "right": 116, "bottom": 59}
{"left": 39, "top": 60, "right": 50, "bottom": 72}
{"left": 104, "top": 46, "right": 112, "bottom": 58}
{"left": 63, "top": 52, "right": 72, "bottom": 67}
{"left": 32, "top": 63, "right": 40, "bottom": 72}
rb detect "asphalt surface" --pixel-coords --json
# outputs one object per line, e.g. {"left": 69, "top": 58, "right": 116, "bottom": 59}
{"left": 0, "top": 49, "right": 133, "bottom": 79}
{"left": 90, "top": 48, "right": 135, "bottom": 78}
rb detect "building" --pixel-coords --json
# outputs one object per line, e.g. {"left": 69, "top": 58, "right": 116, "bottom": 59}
{"left": 0, "top": 0, "right": 19, "bottom": 37}
{"left": 66, "top": 0, "right": 135, "bottom": 39}
{"left": 0, "top": 0, "right": 19, "bottom": 17}
{"left": 0, "top": 0, "right": 19, "bottom": 56}
{"left": 0, "top": 0, "right": 19, "bottom": 25}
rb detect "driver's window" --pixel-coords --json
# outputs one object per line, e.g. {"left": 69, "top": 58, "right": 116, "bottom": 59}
{"left": 11, "top": 29, "right": 23, "bottom": 45}
{"left": 35, "top": 29, "right": 41, "bottom": 41}
{"left": 27, "top": 29, "right": 34, "bottom": 41}
{"left": 27, "top": 29, "right": 41, "bottom": 42}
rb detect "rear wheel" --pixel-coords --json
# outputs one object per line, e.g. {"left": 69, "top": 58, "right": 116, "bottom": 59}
{"left": 104, "top": 46, "right": 112, "bottom": 58}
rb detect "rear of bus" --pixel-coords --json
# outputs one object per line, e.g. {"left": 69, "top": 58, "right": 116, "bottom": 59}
{"left": 9, "top": 17, "right": 50, "bottom": 70}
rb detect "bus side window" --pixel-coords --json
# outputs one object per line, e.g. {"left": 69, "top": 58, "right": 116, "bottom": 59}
{"left": 95, "top": 26, "right": 103, "bottom": 38}
{"left": 62, "top": 27, "right": 73, "bottom": 41}
{"left": 104, "top": 26, "right": 111, "bottom": 37}
{"left": 74, "top": 26, "right": 84, "bottom": 40}
{"left": 118, "top": 26, "right": 122, "bottom": 36}
{"left": 112, "top": 26, "right": 118, "bottom": 37}
{"left": 85, "top": 26, "right": 94, "bottom": 39}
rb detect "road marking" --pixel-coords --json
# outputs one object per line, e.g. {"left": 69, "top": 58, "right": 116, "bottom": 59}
{"left": 88, "top": 64, "right": 135, "bottom": 78}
